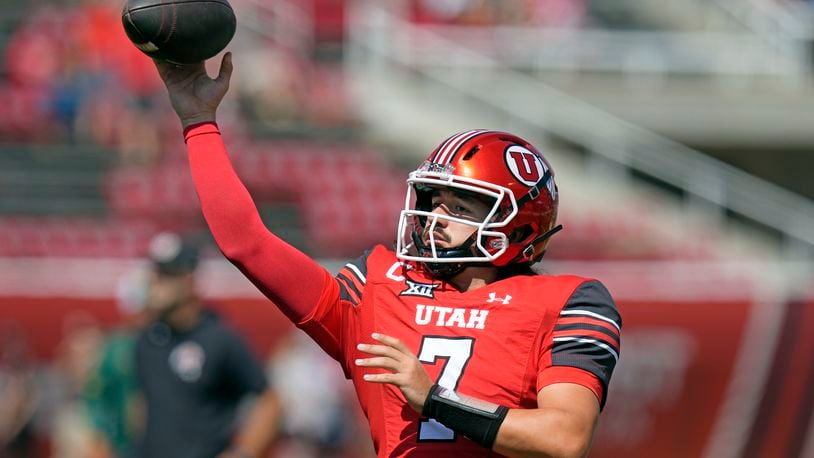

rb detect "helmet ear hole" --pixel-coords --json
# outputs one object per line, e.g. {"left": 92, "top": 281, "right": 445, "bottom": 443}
{"left": 509, "top": 225, "right": 534, "bottom": 243}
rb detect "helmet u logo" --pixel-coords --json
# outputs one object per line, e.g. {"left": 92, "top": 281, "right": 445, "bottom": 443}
{"left": 505, "top": 146, "right": 547, "bottom": 186}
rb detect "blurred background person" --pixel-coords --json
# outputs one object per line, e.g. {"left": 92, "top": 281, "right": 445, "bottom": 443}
{"left": 46, "top": 313, "right": 105, "bottom": 458}
{"left": 267, "top": 332, "right": 373, "bottom": 458}
{"left": 82, "top": 320, "right": 142, "bottom": 458}
{"left": 135, "top": 232, "right": 281, "bottom": 458}
{"left": 0, "top": 325, "right": 40, "bottom": 458}
{"left": 81, "top": 264, "right": 157, "bottom": 458}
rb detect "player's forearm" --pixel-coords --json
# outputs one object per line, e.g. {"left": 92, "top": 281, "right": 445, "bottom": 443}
{"left": 184, "top": 123, "right": 326, "bottom": 322}
{"left": 421, "top": 384, "right": 596, "bottom": 458}
{"left": 184, "top": 123, "right": 269, "bottom": 261}
{"left": 491, "top": 408, "right": 596, "bottom": 458}
{"left": 229, "top": 390, "right": 281, "bottom": 458}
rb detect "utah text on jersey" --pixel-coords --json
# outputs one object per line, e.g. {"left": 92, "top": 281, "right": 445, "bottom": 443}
{"left": 415, "top": 305, "right": 489, "bottom": 329}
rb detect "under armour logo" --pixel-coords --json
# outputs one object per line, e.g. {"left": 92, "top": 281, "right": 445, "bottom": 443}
{"left": 486, "top": 292, "right": 512, "bottom": 304}
{"left": 400, "top": 280, "right": 440, "bottom": 299}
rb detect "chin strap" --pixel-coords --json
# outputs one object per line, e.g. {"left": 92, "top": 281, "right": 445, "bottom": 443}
{"left": 411, "top": 224, "right": 564, "bottom": 276}
{"left": 410, "top": 230, "right": 477, "bottom": 277}
{"left": 514, "top": 224, "right": 563, "bottom": 263}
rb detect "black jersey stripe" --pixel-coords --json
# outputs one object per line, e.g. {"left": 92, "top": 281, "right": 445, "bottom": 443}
{"left": 561, "top": 281, "right": 621, "bottom": 328}
{"left": 553, "top": 336, "right": 619, "bottom": 361}
{"left": 552, "top": 339, "right": 617, "bottom": 387}
{"left": 338, "top": 266, "right": 365, "bottom": 293}
{"left": 551, "top": 280, "right": 621, "bottom": 412}
{"left": 337, "top": 272, "right": 362, "bottom": 304}
{"left": 554, "top": 323, "right": 621, "bottom": 345}
{"left": 343, "top": 263, "right": 367, "bottom": 286}
{"left": 345, "top": 249, "right": 371, "bottom": 283}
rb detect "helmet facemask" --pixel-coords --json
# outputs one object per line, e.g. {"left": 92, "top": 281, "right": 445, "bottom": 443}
{"left": 396, "top": 131, "right": 562, "bottom": 276}
{"left": 396, "top": 162, "right": 518, "bottom": 274}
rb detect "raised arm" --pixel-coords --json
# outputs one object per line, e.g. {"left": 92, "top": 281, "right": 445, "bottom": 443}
{"left": 153, "top": 55, "right": 326, "bottom": 322}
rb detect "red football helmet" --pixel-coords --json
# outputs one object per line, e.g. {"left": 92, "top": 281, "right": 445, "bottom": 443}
{"left": 396, "top": 130, "right": 561, "bottom": 275}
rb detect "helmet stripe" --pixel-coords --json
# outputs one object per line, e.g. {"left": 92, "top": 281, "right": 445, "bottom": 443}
{"left": 435, "top": 129, "right": 486, "bottom": 164}
{"left": 429, "top": 133, "right": 458, "bottom": 163}
{"left": 432, "top": 130, "right": 472, "bottom": 164}
{"left": 444, "top": 130, "right": 494, "bottom": 165}
{"left": 438, "top": 129, "right": 486, "bottom": 164}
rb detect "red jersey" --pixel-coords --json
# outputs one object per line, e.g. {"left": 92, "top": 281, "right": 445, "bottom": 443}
{"left": 298, "top": 245, "right": 621, "bottom": 457}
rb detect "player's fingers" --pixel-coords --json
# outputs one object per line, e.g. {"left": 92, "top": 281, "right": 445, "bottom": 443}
{"left": 355, "top": 357, "right": 400, "bottom": 371}
{"left": 371, "top": 333, "right": 411, "bottom": 353}
{"left": 362, "top": 373, "right": 399, "bottom": 384}
{"left": 216, "top": 52, "right": 233, "bottom": 86}
{"left": 154, "top": 59, "right": 203, "bottom": 84}
{"left": 357, "top": 343, "right": 402, "bottom": 360}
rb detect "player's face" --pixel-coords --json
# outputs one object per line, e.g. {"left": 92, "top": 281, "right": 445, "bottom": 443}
{"left": 146, "top": 271, "right": 195, "bottom": 314}
{"left": 422, "top": 188, "right": 492, "bottom": 249}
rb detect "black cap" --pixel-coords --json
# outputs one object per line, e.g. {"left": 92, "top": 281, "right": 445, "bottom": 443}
{"left": 148, "top": 232, "right": 199, "bottom": 276}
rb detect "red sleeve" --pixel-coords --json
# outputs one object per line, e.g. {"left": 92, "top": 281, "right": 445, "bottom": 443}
{"left": 295, "top": 271, "right": 351, "bottom": 369}
{"left": 183, "top": 122, "right": 325, "bottom": 323}
{"left": 293, "top": 249, "right": 375, "bottom": 372}
{"left": 537, "top": 366, "right": 603, "bottom": 405}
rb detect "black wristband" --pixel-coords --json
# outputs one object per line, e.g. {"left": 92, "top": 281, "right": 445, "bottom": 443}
{"left": 421, "top": 384, "right": 509, "bottom": 449}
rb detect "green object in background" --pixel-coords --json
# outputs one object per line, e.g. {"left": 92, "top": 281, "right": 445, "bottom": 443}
{"left": 83, "top": 332, "right": 141, "bottom": 458}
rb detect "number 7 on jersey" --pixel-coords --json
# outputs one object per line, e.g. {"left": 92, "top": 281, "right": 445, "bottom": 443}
{"left": 416, "top": 336, "right": 475, "bottom": 441}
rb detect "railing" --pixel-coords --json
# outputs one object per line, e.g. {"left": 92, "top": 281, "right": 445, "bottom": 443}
{"left": 346, "top": 3, "right": 814, "bottom": 256}
{"left": 403, "top": 25, "right": 807, "bottom": 78}
{"left": 355, "top": 0, "right": 810, "bottom": 79}
{"left": 712, "top": 0, "right": 812, "bottom": 40}
{"left": 709, "top": 0, "right": 812, "bottom": 82}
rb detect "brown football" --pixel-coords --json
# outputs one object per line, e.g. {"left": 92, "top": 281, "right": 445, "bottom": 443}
{"left": 121, "top": 0, "right": 236, "bottom": 64}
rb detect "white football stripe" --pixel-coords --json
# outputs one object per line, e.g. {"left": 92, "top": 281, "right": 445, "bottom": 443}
{"left": 345, "top": 263, "right": 367, "bottom": 284}
{"left": 553, "top": 337, "right": 619, "bottom": 361}
{"left": 560, "top": 310, "right": 621, "bottom": 331}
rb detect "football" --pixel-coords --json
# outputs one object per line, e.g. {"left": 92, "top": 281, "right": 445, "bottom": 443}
{"left": 121, "top": 0, "right": 236, "bottom": 65}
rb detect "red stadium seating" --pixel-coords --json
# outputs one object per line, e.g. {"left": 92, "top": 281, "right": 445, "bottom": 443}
{"left": 2, "top": 136, "right": 717, "bottom": 260}
{"left": 0, "top": 217, "right": 159, "bottom": 257}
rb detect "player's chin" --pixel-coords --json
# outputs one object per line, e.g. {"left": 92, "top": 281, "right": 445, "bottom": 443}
{"left": 423, "top": 238, "right": 450, "bottom": 249}
{"left": 422, "top": 232, "right": 449, "bottom": 246}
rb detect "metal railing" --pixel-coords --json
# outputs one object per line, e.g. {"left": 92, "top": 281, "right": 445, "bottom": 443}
{"left": 346, "top": 3, "right": 814, "bottom": 255}
{"left": 402, "top": 25, "right": 807, "bottom": 77}
{"left": 712, "top": 0, "right": 812, "bottom": 40}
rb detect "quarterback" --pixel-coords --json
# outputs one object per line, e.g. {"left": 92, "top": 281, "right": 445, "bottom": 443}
{"left": 153, "top": 54, "right": 621, "bottom": 458}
